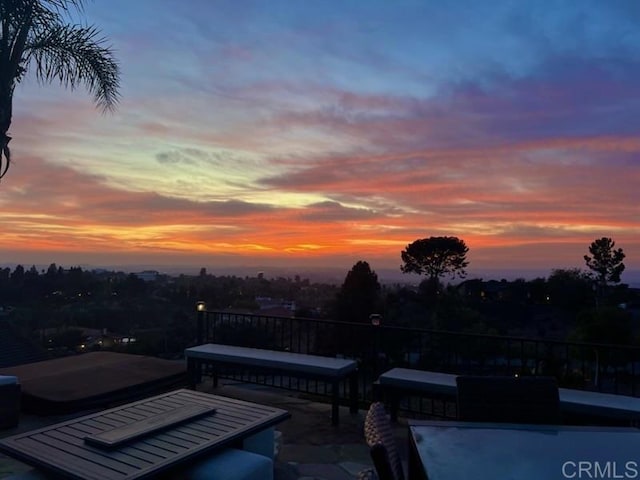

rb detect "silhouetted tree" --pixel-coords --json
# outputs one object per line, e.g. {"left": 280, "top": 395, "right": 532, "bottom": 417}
{"left": 572, "top": 307, "right": 633, "bottom": 346}
{"left": 401, "top": 236, "right": 469, "bottom": 284}
{"left": 547, "top": 268, "right": 593, "bottom": 312}
{"left": 584, "top": 237, "right": 626, "bottom": 286}
{"left": 334, "top": 261, "right": 381, "bottom": 323}
{"left": 584, "top": 237, "right": 625, "bottom": 305}
{"left": 115, "top": 273, "right": 147, "bottom": 298}
{"left": 10, "top": 264, "right": 24, "bottom": 283}
{"left": 401, "top": 237, "right": 469, "bottom": 325}
{"left": 46, "top": 263, "right": 58, "bottom": 277}
{"left": 0, "top": 0, "right": 120, "bottom": 180}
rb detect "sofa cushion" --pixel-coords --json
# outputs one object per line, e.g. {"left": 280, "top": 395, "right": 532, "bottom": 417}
{"left": 0, "top": 375, "right": 18, "bottom": 386}
{"left": 243, "top": 427, "right": 275, "bottom": 459}
{"left": 183, "top": 448, "right": 273, "bottom": 480}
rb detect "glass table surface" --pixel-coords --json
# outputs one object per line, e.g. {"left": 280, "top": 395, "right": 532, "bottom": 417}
{"left": 410, "top": 421, "right": 640, "bottom": 480}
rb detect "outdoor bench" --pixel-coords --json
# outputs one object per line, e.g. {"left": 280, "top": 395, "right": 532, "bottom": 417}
{"left": 377, "top": 367, "right": 640, "bottom": 425}
{"left": 185, "top": 343, "right": 359, "bottom": 425}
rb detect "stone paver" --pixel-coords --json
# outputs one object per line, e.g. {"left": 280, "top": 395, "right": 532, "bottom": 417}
{"left": 339, "top": 444, "right": 372, "bottom": 464}
{"left": 340, "top": 461, "right": 371, "bottom": 477}
{"left": 296, "top": 463, "right": 354, "bottom": 480}
{"left": 279, "top": 444, "right": 340, "bottom": 464}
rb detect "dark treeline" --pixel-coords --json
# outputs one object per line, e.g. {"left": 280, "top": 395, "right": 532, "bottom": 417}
{"left": 0, "top": 264, "right": 338, "bottom": 356}
{"left": 337, "top": 263, "right": 639, "bottom": 346}
{"left": 1, "top": 262, "right": 639, "bottom": 358}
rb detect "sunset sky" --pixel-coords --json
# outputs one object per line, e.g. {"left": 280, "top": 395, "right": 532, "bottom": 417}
{"left": 1, "top": 0, "right": 639, "bottom": 281}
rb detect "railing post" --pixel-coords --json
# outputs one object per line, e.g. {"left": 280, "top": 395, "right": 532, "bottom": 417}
{"left": 594, "top": 348, "right": 599, "bottom": 389}
{"left": 370, "top": 314, "right": 382, "bottom": 376}
{"left": 196, "top": 301, "right": 206, "bottom": 345}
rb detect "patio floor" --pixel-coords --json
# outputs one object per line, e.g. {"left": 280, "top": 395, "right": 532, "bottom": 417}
{"left": 0, "top": 379, "right": 412, "bottom": 480}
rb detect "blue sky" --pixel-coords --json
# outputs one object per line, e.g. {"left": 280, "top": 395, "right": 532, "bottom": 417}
{"left": 1, "top": 0, "right": 639, "bottom": 280}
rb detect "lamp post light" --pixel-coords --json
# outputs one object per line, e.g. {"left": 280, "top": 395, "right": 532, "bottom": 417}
{"left": 196, "top": 301, "right": 206, "bottom": 345}
{"left": 370, "top": 314, "right": 382, "bottom": 375}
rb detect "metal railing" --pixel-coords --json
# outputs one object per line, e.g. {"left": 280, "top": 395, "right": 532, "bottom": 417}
{"left": 195, "top": 309, "right": 640, "bottom": 416}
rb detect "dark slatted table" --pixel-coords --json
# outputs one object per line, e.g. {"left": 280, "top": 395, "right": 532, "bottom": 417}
{"left": 0, "top": 389, "right": 290, "bottom": 480}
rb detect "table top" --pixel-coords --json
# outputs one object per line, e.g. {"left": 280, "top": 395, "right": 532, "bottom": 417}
{"left": 0, "top": 389, "right": 290, "bottom": 480}
{"left": 185, "top": 343, "right": 358, "bottom": 376}
{"left": 409, "top": 421, "right": 640, "bottom": 480}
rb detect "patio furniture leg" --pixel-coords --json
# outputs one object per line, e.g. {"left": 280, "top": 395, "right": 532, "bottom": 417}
{"left": 389, "top": 390, "right": 400, "bottom": 422}
{"left": 349, "top": 372, "right": 359, "bottom": 414}
{"left": 331, "top": 381, "right": 340, "bottom": 426}
{"left": 371, "top": 380, "right": 382, "bottom": 401}
{"left": 212, "top": 366, "right": 219, "bottom": 388}
{"left": 187, "top": 358, "right": 200, "bottom": 389}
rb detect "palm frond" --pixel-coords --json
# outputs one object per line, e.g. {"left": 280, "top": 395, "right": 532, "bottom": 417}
{"left": 45, "top": 0, "right": 86, "bottom": 10}
{"left": 1, "top": 1, "right": 63, "bottom": 82}
{"left": 0, "top": 134, "right": 10, "bottom": 180}
{"left": 0, "top": 0, "right": 119, "bottom": 180}
{"left": 25, "top": 22, "right": 120, "bottom": 111}
{"left": 1, "top": 1, "right": 86, "bottom": 16}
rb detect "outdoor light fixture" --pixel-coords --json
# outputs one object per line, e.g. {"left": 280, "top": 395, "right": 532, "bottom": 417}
{"left": 370, "top": 313, "right": 381, "bottom": 326}
{"left": 196, "top": 301, "right": 206, "bottom": 312}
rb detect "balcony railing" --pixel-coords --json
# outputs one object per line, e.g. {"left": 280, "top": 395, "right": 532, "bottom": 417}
{"left": 195, "top": 309, "right": 640, "bottom": 416}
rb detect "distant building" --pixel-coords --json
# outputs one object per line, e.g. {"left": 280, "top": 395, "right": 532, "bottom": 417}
{"left": 255, "top": 297, "right": 296, "bottom": 312}
{"left": 134, "top": 270, "right": 159, "bottom": 282}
